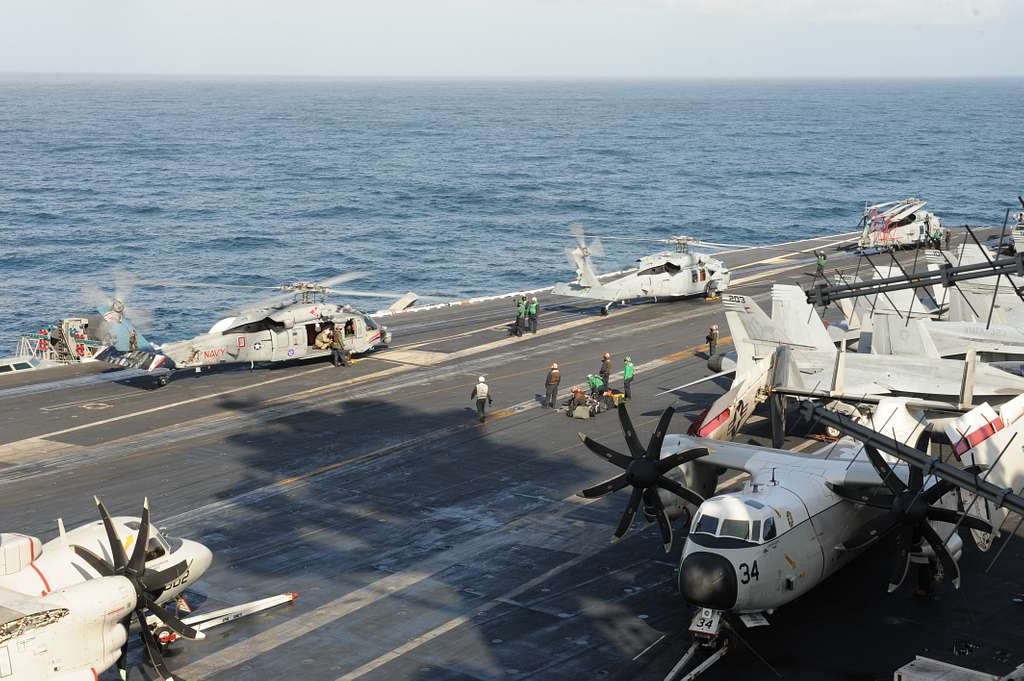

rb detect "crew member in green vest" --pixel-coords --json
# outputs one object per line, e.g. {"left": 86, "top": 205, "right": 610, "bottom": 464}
{"left": 527, "top": 296, "right": 540, "bottom": 334}
{"left": 623, "top": 356, "right": 635, "bottom": 400}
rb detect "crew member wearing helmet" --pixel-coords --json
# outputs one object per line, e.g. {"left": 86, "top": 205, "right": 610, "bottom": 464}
{"left": 527, "top": 296, "right": 540, "bottom": 334}
{"left": 706, "top": 324, "right": 720, "bottom": 357}
{"left": 544, "top": 362, "right": 561, "bottom": 408}
{"left": 599, "top": 352, "right": 612, "bottom": 390}
{"left": 470, "top": 376, "right": 493, "bottom": 423}
{"left": 623, "top": 356, "right": 635, "bottom": 400}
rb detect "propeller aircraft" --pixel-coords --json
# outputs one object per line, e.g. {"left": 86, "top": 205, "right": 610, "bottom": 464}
{"left": 550, "top": 224, "right": 738, "bottom": 314}
{"left": 0, "top": 497, "right": 293, "bottom": 680}
{"left": 857, "top": 198, "right": 941, "bottom": 252}
{"left": 577, "top": 396, "right": 1013, "bottom": 679}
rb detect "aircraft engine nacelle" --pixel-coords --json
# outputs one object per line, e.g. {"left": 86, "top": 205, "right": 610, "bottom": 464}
{"left": 41, "top": 576, "right": 134, "bottom": 676}
{"left": 707, "top": 352, "right": 736, "bottom": 373}
{"left": 0, "top": 533, "right": 43, "bottom": 576}
{"left": 655, "top": 459, "right": 724, "bottom": 521}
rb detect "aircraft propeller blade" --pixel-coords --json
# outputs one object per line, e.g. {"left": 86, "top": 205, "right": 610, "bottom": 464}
{"left": 577, "top": 404, "right": 705, "bottom": 552}
{"left": 141, "top": 560, "right": 190, "bottom": 593}
{"left": 138, "top": 609, "right": 175, "bottom": 681}
{"left": 588, "top": 237, "right": 605, "bottom": 258}
{"left": 647, "top": 488, "right": 674, "bottom": 552}
{"left": 920, "top": 523, "right": 961, "bottom": 589}
{"left": 578, "top": 434, "right": 633, "bottom": 470}
{"left": 579, "top": 474, "right": 630, "bottom": 499}
{"left": 655, "top": 446, "right": 709, "bottom": 474}
{"left": 613, "top": 487, "right": 644, "bottom": 540}
{"left": 655, "top": 477, "right": 705, "bottom": 507}
{"left": 924, "top": 507, "right": 993, "bottom": 532}
{"left": 126, "top": 498, "right": 150, "bottom": 579}
{"left": 862, "top": 445, "right": 908, "bottom": 496}
{"left": 645, "top": 406, "right": 676, "bottom": 461}
{"left": 617, "top": 403, "right": 647, "bottom": 459}
{"left": 70, "top": 544, "right": 115, "bottom": 576}
{"left": 95, "top": 497, "right": 129, "bottom": 572}
{"left": 887, "top": 526, "right": 914, "bottom": 592}
{"left": 144, "top": 594, "right": 204, "bottom": 640}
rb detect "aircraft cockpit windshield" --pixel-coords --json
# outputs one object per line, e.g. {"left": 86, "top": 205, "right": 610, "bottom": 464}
{"left": 692, "top": 505, "right": 778, "bottom": 544}
{"left": 124, "top": 520, "right": 182, "bottom": 558}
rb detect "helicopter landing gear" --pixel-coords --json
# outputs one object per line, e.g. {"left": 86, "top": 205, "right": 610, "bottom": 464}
{"left": 155, "top": 375, "right": 169, "bottom": 388}
{"left": 601, "top": 302, "right": 615, "bottom": 316}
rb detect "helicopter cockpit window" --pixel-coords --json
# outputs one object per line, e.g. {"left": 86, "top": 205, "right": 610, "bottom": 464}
{"left": 665, "top": 262, "right": 681, "bottom": 274}
{"left": 762, "top": 516, "right": 777, "bottom": 541}
{"left": 364, "top": 316, "right": 378, "bottom": 330}
{"left": 639, "top": 265, "right": 667, "bottom": 276}
{"left": 692, "top": 513, "right": 719, "bottom": 535}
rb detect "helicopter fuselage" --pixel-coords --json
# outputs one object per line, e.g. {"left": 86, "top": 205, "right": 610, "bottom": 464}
{"left": 159, "top": 301, "right": 390, "bottom": 370}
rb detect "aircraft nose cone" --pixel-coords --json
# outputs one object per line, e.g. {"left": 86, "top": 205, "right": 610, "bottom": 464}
{"left": 679, "top": 551, "right": 738, "bottom": 610}
{"left": 186, "top": 540, "right": 214, "bottom": 581}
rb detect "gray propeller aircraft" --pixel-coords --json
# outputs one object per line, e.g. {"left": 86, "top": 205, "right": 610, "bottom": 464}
{"left": 578, "top": 397, "right": 1012, "bottom": 680}
{"left": 98, "top": 273, "right": 409, "bottom": 384}
{"left": 550, "top": 224, "right": 737, "bottom": 314}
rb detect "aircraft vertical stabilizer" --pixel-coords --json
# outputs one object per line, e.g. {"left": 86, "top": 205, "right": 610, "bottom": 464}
{"left": 871, "top": 316, "right": 941, "bottom": 358}
{"left": 769, "top": 284, "right": 836, "bottom": 352}
{"left": 943, "top": 392, "right": 1024, "bottom": 551}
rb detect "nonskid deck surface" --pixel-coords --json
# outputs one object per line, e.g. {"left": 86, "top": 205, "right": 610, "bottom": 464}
{"left": 3, "top": 230, "right": 1021, "bottom": 680}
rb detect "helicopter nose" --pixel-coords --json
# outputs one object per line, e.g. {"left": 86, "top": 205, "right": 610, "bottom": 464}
{"left": 679, "top": 552, "right": 737, "bottom": 610}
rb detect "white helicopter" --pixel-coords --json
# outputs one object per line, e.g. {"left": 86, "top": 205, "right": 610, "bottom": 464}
{"left": 97, "top": 272, "right": 412, "bottom": 384}
{"left": 0, "top": 497, "right": 293, "bottom": 681}
{"left": 550, "top": 224, "right": 737, "bottom": 314}
{"left": 578, "top": 397, "right": 1007, "bottom": 679}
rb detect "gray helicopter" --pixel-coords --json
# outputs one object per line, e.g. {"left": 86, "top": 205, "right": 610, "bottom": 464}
{"left": 550, "top": 224, "right": 739, "bottom": 314}
{"left": 98, "top": 273, "right": 411, "bottom": 384}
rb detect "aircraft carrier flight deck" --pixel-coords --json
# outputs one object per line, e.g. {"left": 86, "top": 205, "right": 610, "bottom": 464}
{"left": 3, "top": 231, "right": 1023, "bottom": 681}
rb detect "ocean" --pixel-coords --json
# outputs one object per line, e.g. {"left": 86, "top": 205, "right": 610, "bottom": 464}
{"left": 1, "top": 76, "right": 1022, "bottom": 351}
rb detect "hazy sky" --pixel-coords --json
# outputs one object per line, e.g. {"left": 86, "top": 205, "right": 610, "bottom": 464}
{"left": 2, "top": 0, "right": 1022, "bottom": 78}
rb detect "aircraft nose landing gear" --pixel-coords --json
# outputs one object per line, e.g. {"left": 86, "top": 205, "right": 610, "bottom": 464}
{"left": 662, "top": 608, "right": 731, "bottom": 681}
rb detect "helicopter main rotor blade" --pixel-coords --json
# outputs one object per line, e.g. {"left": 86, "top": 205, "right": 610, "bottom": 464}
{"left": 139, "top": 279, "right": 284, "bottom": 290}
{"left": 316, "top": 271, "right": 370, "bottom": 288}
{"left": 322, "top": 288, "right": 410, "bottom": 299}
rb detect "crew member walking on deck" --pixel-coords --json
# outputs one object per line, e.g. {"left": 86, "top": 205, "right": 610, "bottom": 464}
{"left": 514, "top": 296, "right": 527, "bottom": 337}
{"left": 527, "top": 296, "right": 539, "bottom": 334}
{"left": 706, "top": 324, "right": 719, "bottom": 357}
{"left": 544, "top": 362, "right": 560, "bottom": 408}
{"left": 330, "top": 326, "right": 350, "bottom": 367}
{"left": 944, "top": 228, "right": 952, "bottom": 251}
{"left": 623, "top": 356, "right": 635, "bottom": 400}
{"left": 471, "top": 376, "right": 493, "bottom": 423}
{"left": 599, "top": 352, "right": 611, "bottom": 390}
{"left": 128, "top": 328, "right": 138, "bottom": 352}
